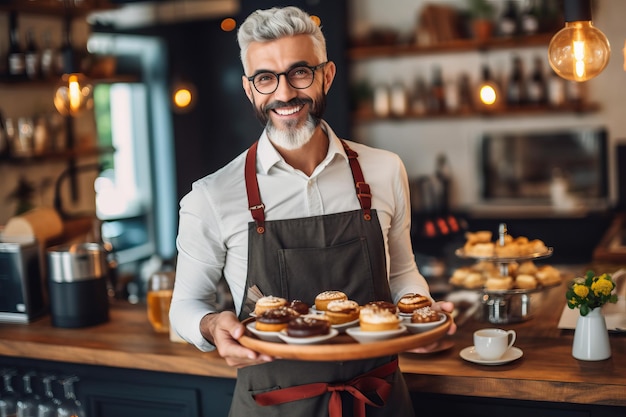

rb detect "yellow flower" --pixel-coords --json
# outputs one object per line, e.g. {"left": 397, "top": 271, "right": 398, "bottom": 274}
{"left": 573, "top": 283, "right": 589, "bottom": 298}
{"left": 591, "top": 278, "right": 613, "bottom": 297}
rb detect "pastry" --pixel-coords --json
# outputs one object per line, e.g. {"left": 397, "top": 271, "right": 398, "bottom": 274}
{"left": 465, "top": 230, "right": 492, "bottom": 244}
{"left": 515, "top": 274, "right": 538, "bottom": 290}
{"left": 517, "top": 260, "right": 538, "bottom": 276}
{"left": 254, "top": 295, "right": 287, "bottom": 316}
{"left": 324, "top": 300, "right": 360, "bottom": 324}
{"left": 449, "top": 267, "right": 471, "bottom": 286}
{"left": 397, "top": 293, "right": 432, "bottom": 313}
{"left": 255, "top": 306, "right": 299, "bottom": 332}
{"left": 484, "top": 276, "right": 513, "bottom": 291}
{"left": 288, "top": 299, "right": 310, "bottom": 315}
{"left": 494, "top": 243, "right": 520, "bottom": 258}
{"left": 359, "top": 305, "right": 401, "bottom": 332}
{"left": 314, "top": 290, "right": 347, "bottom": 311}
{"left": 463, "top": 272, "right": 486, "bottom": 289}
{"left": 536, "top": 265, "right": 561, "bottom": 286}
{"left": 364, "top": 301, "right": 398, "bottom": 314}
{"left": 286, "top": 315, "right": 330, "bottom": 338}
{"left": 465, "top": 242, "right": 495, "bottom": 257}
{"left": 411, "top": 306, "right": 440, "bottom": 323}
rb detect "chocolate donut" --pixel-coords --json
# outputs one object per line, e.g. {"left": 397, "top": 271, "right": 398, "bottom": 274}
{"left": 255, "top": 306, "right": 299, "bottom": 332}
{"left": 364, "top": 301, "right": 398, "bottom": 315}
{"left": 286, "top": 316, "right": 330, "bottom": 338}
{"left": 288, "top": 299, "right": 310, "bottom": 315}
{"left": 411, "top": 307, "right": 440, "bottom": 323}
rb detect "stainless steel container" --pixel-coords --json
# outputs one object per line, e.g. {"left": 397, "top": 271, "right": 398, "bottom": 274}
{"left": 47, "top": 243, "right": 110, "bottom": 328}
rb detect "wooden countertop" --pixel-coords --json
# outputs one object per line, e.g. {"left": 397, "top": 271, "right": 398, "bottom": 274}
{"left": 1, "top": 274, "right": 625, "bottom": 407}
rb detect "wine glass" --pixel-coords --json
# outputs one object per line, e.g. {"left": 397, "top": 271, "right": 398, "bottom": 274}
{"left": 55, "top": 377, "right": 85, "bottom": 417}
{"left": 37, "top": 376, "right": 60, "bottom": 417}
{"left": 17, "top": 372, "right": 39, "bottom": 417}
{"left": 0, "top": 368, "right": 19, "bottom": 417}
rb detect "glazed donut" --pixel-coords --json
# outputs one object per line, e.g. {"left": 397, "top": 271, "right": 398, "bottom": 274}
{"left": 324, "top": 300, "right": 360, "bottom": 325}
{"left": 286, "top": 316, "right": 331, "bottom": 338}
{"left": 314, "top": 291, "right": 347, "bottom": 311}
{"left": 397, "top": 293, "right": 432, "bottom": 314}
{"left": 359, "top": 305, "right": 401, "bottom": 332}
{"left": 254, "top": 295, "right": 287, "bottom": 316}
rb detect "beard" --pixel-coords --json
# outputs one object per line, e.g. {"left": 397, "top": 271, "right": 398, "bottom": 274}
{"left": 253, "top": 92, "right": 327, "bottom": 150}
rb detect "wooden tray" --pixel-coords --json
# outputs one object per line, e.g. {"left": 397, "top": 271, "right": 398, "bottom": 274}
{"left": 239, "top": 313, "right": 452, "bottom": 361}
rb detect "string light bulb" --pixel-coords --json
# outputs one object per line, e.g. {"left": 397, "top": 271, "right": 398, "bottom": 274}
{"left": 547, "top": 0, "right": 610, "bottom": 82}
{"left": 53, "top": 73, "right": 94, "bottom": 116}
{"left": 475, "top": 65, "right": 501, "bottom": 111}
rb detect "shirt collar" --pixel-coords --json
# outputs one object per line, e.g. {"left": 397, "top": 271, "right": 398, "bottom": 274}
{"left": 256, "top": 120, "right": 347, "bottom": 175}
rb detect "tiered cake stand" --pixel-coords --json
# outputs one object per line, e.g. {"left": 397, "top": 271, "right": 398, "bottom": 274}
{"left": 454, "top": 223, "right": 554, "bottom": 324}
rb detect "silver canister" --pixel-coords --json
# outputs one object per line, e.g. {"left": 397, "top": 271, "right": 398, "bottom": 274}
{"left": 47, "top": 243, "right": 110, "bottom": 328}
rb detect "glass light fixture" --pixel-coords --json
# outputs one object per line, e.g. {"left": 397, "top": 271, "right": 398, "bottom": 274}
{"left": 54, "top": 73, "right": 94, "bottom": 116}
{"left": 475, "top": 65, "right": 501, "bottom": 111}
{"left": 547, "top": 0, "right": 610, "bottom": 82}
{"left": 171, "top": 79, "right": 196, "bottom": 113}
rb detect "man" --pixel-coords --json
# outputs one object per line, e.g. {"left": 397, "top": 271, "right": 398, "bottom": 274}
{"left": 170, "top": 6, "right": 455, "bottom": 416}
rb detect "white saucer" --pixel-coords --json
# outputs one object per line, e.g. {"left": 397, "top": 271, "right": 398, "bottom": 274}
{"left": 346, "top": 325, "right": 407, "bottom": 344}
{"left": 331, "top": 318, "right": 360, "bottom": 333}
{"left": 278, "top": 328, "right": 339, "bottom": 345}
{"left": 403, "top": 313, "right": 447, "bottom": 334}
{"left": 246, "top": 322, "right": 283, "bottom": 343}
{"left": 460, "top": 346, "right": 523, "bottom": 365}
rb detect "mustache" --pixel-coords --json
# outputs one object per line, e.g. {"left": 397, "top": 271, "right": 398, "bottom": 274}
{"left": 263, "top": 97, "right": 313, "bottom": 112}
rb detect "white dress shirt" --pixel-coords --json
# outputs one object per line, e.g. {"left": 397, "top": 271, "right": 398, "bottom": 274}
{"left": 170, "top": 120, "right": 430, "bottom": 351}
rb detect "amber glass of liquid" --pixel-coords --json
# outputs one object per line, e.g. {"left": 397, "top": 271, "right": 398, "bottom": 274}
{"left": 147, "top": 272, "right": 175, "bottom": 333}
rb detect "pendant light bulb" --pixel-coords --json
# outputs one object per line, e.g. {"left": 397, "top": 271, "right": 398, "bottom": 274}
{"left": 547, "top": 0, "right": 610, "bottom": 82}
{"left": 54, "top": 73, "right": 94, "bottom": 116}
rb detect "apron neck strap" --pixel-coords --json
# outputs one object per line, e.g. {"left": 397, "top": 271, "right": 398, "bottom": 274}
{"left": 244, "top": 139, "right": 373, "bottom": 234}
{"left": 340, "top": 140, "right": 372, "bottom": 221}
{"left": 245, "top": 141, "right": 266, "bottom": 234}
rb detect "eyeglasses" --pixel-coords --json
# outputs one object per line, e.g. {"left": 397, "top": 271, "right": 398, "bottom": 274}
{"left": 247, "top": 62, "right": 328, "bottom": 95}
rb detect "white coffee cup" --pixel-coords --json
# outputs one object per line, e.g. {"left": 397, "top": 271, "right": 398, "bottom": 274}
{"left": 473, "top": 328, "right": 516, "bottom": 360}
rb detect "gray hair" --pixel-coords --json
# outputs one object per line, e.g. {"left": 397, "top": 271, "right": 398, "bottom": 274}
{"left": 237, "top": 6, "right": 327, "bottom": 75}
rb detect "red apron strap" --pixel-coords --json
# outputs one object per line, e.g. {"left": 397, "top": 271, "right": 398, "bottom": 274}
{"left": 252, "top": 358, "right": 398, "bottom": 417}
{"left": 341, "top": 140, "right": 372, "bottom": 221}
{"left": 245, "top": 141, "right": 265, "bottom": 234}
{"left": 245, "top": 140, "right": 373, "bottom": 233}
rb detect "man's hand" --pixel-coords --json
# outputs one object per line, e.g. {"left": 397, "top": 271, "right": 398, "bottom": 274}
{"left": 200, "top": 311, "right": 274, "bottom": 368}
{"left": 405, "top": 300, "right": 457, "bottom": 353}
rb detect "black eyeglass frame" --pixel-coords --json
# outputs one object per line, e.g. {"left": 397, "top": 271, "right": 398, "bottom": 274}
{"left": 246, "top": 62, "right": 328, "bottom": 95}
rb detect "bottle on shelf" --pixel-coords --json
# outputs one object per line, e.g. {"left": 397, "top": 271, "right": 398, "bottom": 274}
{"left": 520, "top": 0, "right": 540, "bottom": 35}
{"left": 526, "top": 55, "right": 547, "bottom": 106}
{"left": 24, "top": 28, "right": 40, "bottom": 80}
{"left": 389, "top": 80, "right": 408, "bottom": 116}
{"left": 40, "top": 30, "right": 59, "bottom": 80}
{"left": 7, "top": 11, "right": 26, "bottom": 80}
{"left": 428, "top": 65, "right": 446, "bottom": 114}
{"left": 372, "top": 83, "right": 390, "bottom": 117}
{"left": 506, "top": 54, "right": 526, "bottom": 107}
{"left": 498, "top": 0, "right": 519, "bottom": 37}
{"left": 411, "top": 75, "right": 428, "bottom": 116}
{"left": 547, "top": 68, "right": 565, "bottom": 108}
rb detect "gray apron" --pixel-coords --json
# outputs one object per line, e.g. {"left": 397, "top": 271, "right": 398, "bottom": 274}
{"left": 229, "top": 140, "right": 414, "bottom": 417}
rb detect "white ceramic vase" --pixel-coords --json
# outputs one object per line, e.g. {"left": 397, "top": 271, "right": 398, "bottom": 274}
{"left": 572, "top": 307, "right": 611, "bottom": 361}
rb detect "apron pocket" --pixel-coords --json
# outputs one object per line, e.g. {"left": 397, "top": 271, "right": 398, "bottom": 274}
{"left": 277, "top": 237, "right": 375, "bottom": 305}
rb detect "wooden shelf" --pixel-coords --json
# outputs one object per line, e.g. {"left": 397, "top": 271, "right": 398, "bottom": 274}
{"left": 0, "top": 1, "right": 117, "bottom": 17}
{"left": 349, "top": 33, "right": 554, "bottom": 60}
{"left": 0, "top": 146, "right": 115, "bottom": 165}
{"left": 353, "top": 102, "right": 600, "bottom": 123}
